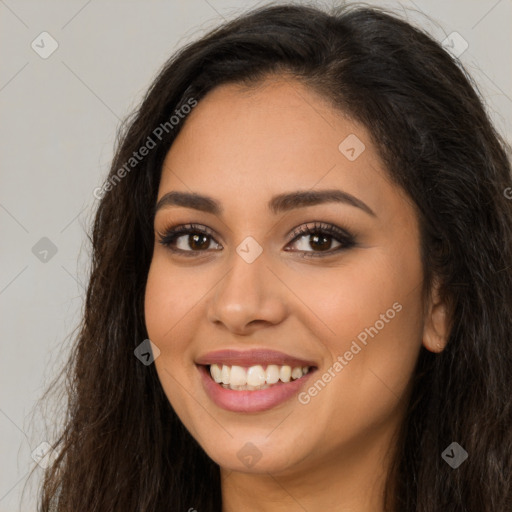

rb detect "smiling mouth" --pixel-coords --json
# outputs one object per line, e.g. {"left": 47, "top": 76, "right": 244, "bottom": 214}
{"left": 205, "top": 363, "right": 316, "bottom": 391}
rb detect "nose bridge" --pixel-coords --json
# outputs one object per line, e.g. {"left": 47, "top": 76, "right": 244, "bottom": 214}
{"left": 207, "top": 241, "right": 286, "bottom": 332}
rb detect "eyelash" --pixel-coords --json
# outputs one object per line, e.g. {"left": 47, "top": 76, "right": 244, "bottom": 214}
{"left": 156, "top": 221, "right": 356, "bottom": 259}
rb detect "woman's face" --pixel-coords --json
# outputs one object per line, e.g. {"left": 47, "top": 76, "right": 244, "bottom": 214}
{"left": 144, "top": 77, "right": 429, "bottom": 477}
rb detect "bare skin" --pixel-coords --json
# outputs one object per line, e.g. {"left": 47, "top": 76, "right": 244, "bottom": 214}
{"left": 144, "top": 76, "right": 450, "bottom": 511}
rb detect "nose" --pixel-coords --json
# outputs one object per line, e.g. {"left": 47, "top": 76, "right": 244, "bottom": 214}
{"left": 206, "top": 248, "right": 287, "bottom": 335}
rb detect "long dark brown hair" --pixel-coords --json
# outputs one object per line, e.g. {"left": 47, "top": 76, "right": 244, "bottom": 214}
{"left": 36, "top": 3, "right": 512, "bottom": 510}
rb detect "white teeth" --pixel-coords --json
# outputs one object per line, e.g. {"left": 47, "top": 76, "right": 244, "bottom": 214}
{"left": 279, "top": 365, "right": 291, "bottom": 383}
{"left": 291, "top": 367, "right": 303, "bottom": 379}
{"left": 229, "top": 365, "right": 247, "bottom": 386}
{"left": 265, "top": 365, "right": 280, "bottom": 384}
{"left": 247, "top": 365, "right": 266, "bottom": 386}
{"left": 209, "top": 363, "right": 312, "bottom": 390}
{"left": 221, "top": 365, "right": 230, "bottom": 384}
{"left": 210, "top": 363, "right": 222, "bottom": 383}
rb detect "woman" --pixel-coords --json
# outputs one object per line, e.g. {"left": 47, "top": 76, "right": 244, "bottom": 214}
{"left": 39, "top": 3, "right": 512, "bottom": 511}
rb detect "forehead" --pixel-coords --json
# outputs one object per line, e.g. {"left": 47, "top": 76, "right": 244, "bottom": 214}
{"left": 157, "top": 78, "right": 395, "bottom": 218}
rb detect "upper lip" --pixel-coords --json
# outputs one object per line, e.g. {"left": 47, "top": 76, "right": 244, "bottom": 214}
{"left": 195, "top": 349, "right": 317, "bottom": 368}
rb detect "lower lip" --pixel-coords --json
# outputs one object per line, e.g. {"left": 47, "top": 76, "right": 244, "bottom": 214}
{"left": 197, "top": 364, "right": 316, "bottom": 413}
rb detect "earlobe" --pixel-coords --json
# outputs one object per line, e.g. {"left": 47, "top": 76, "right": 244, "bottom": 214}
{"left": 422, "top": 282, "right": 451, "bottom": 353}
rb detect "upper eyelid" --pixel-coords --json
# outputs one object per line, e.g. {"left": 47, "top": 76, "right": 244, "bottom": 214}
{"left": 156, "top": 223, "right": 219, "bottom": 242}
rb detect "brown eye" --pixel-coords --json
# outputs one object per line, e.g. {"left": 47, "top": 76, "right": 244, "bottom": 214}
{"left": 289, "top": 232, "right": 342, "bottom": 252}
{"left": 181, "top": 233, "right": 214, "bottom": 251}
{"left": 286, "top": 222, "right": 356, "bottom": 258}
{"left": 157, "top": 224, "right": 222, "bottom": 255}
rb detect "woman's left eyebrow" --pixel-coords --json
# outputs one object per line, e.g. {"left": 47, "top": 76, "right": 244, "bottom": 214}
{"left": 155, "top": 189, "right": 376, "bottom": 218}
{"left": 269, "top": 189, "right": 376, "bottom": 217}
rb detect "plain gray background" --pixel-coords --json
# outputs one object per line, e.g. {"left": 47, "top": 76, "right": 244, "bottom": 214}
{"left": 1, "top": 0, "right": 511, "bottom": 510}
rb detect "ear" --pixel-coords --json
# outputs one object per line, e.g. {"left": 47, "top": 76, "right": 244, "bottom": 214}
{"left": 422, "top": 278, "right": 451, "bottom": 353}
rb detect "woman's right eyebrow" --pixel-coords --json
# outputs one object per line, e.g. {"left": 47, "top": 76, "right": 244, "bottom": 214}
{"left": 154, "top": 189, "right": 376, "bottom": 218}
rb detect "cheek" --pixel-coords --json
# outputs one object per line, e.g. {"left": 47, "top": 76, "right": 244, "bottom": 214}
{"left": 296, "top": 245, "right": 423, "bottom": 343}
{"left": 144, "top": 261, "right": 172, "bottom": 345}
{"left": 144, "top": 253, "right": 219, "bottom": 382}
{"left": 309, "top": 249, "right": 424, "bottom": 431}
{"left": 144, "top": 255, "right": 201, "bottom": 344}
{"left": 296, "top": 243, "right": 420, "bottom": 364}
{"left": 143, "top": 256, "right": 201, "bottom": 399}
{"left": 144, "top": 257, "right": 201, "bottom": 424}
